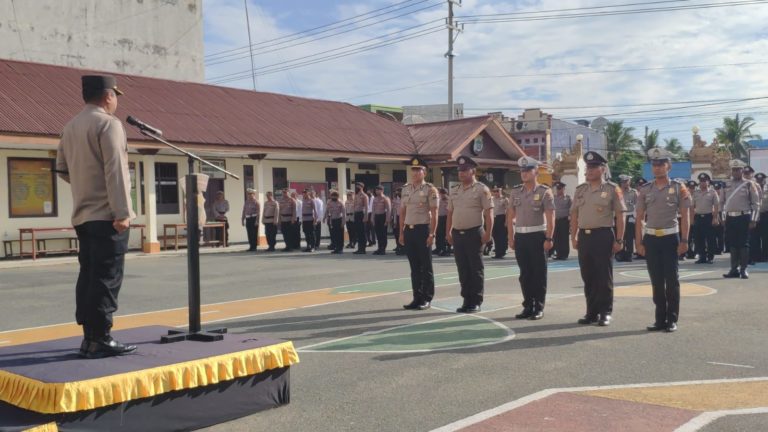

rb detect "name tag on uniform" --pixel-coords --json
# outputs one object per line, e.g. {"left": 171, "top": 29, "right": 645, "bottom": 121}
{"left": 668, "top": 188, "right": 675, "bottom": 194}
{"left": 533, "top": 193, "right": 541, "bottom": 201}
{"left": 419, "top": 191, "right": 426, "bottom": 196}
{"left": 600, "top": 192, "right": 608, "bottom": 198}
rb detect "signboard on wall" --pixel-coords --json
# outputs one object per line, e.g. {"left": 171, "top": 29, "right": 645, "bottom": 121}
{"left": 8, "top": 158, "right": 57, "bottom": 217}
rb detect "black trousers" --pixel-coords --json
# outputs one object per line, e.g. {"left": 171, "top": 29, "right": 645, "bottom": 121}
{"left": 515, "top": 231, "right": 547, "bottom": 312}
{"left": 714, "top": 220, "right": 725, "bottom": 254}
{"left": 280, "top": 221, "right": 293, "bottom": 249}
{"left": 302, "top": 220, "right": 315, "bottom": 249}
{"left": 452, "top": 226, "right": 485, "bottom": 306}
{"left": 693, "top": 214, "right": 716, "bottom": 260}
{"left": 374, "top": 214, "right": 388, "bottom": 252}
{"left": 329, "top": 218, "right": 344, "bottom": 252}
{"left": 74, "top": 221, "right": 129, "bottom": 336}
{"left": 552, "top": 217, "right": 570, "bottom": 259}
{"left": 492, "top": 215, "right": 508, "bottom": 257}
{"left": 265, "top": 223, "right": 277, "bottom": 249}
{"left": 686, "top": 223, "right": 696, "bottom": 258}
{"left": 346, "top": 219, "right": 356, "bottom": 245}
{"left": 393, "top": 217, "right": 402, "bottom": 250}
{"left": 643, "top": 234, "right": 680, "bottom": 324}
{"left": 293, "top": 219, "right": 302, "bottom": 249}
{"left": 620, "top": 216, "right": 635, "bottom": 259}
{"left": 435, "top": 215, "right": 447, "bottom": 253}
{"left": 726, "top": 214, "right": 751, "bottom": 271}
{"left": 354, "top": 211, "right": 366, "bottom": 252}
{"left": 404, "top": 224, "right": 434, "bottom": 302}
{"left": 314, "top": 223, "right": 322, "bottom": 248}
{"left": 760, "top": 212, "right": 768, "bottom": 262}
{"left": 577, "top": 228, "right": 614, "bottom": 318}
{"left": 245, "top": 216, "right": 258, "bottom": 250}
{"left": 367, "top": 217, "right": 376, "bottom": 244}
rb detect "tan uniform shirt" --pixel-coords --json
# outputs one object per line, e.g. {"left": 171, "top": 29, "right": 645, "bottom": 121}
{"left": 401, "top": 182, "right": 438, "bottom": 225}
{"left": 242, "top": 199, "right": 260, "bottom": 219}
{"left": 571, "top": 181, "right": 626, "bottom": 229}
{"left": 509, "top": 184, "right": 554, "bottom": 227}
{"left": 622, "top": 188, "right": 638, "bottom": 214}
{"left": 636, "top": 180, "right": 692, "bottom": 229}
{"left": 392, "top": 197, "right": 401, "bottom": 222}
{"left": 345, "top": 200, "right": 355, "bottom": 222}
{"left": 493, "top": 196, "right": 508, "bottom": 217}
{"left": 447, "top": 181, "right": 492, "bottom": 230}
{"left": 723, "top": 179, "right": 760, "bottom": 215}
{"left": 692, "top": 188, "right": 720, "bottom": 214}
{"left": 353, "top": 192, "right": 368, "bottom": 213}
{"left": 326, "top": 200, "right": 345, "bottom": 221}
{"left": 372, "top": 195, "right": 392, "bottom": 220}
{"left": 554, "top": 194, "right": 572, "bottom": 219}
{"left": 279, "top": 197, "right": 296, "bottom": 222}
{"left": 262, "top": 200, "right": 279, "bottom": 224}
{"left": 301, "top": 197, "right": 316, "bottom": 222}
{"left": 56, "top": 105, "right": 135, "bottom": 226}
{"left": 438, "top": 197, "right": 449, "bottom": 217}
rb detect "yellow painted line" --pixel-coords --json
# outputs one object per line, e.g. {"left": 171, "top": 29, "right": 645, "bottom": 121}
{"left": 0, "top": 288, "right": 386, "bottom": 346}
{"left": 614, "top": 282, "right": 716, "bottom": 297}
{"left": 581, "top": 380, "right": 768, "bottom": 411}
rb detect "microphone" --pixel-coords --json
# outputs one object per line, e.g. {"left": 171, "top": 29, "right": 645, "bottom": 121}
{"left": 126, "top": 116, "right": 163, "bottom": 136}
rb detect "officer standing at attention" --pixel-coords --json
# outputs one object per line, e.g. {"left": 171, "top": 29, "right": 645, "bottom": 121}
{"left": 311, "top": 190, "right": 324, "bottom": 250}
{"left": 745, "top": 167, "right": 763, "bottom": 264}
{"left": 683, "top": 180, "right": 698, "bottom": 259}
{"left": 434, "top": 188, "right": 450, "bottom": 256}
{"left": 491, "top": 187, "right": 509, "bottom": 259}
{"left": 279, "top": 189, "right": 297, "bottom": 251}
{"left": 392, "top": 188, "right": 404, "bottom": 254}
{"left": 507, "top": 156, "right": 555, "bottom": 320}
{"left": 353, "top": 183, "right": 369, "bottom": 254}
{"left": 551, "top": 181, "right": 571, "bottom": 260}
{"left": 372, "top": 185, "right": 392, "bottom": 255}
{"left": 616, "top": 175, "right": 637, "bottom": 262}
{"left": 446, "top": 156, "right": 493, "bottom": 313}
{"left": 399, "top": 157, "right": 439, "bottom": 310}
{"left": 261, "top": 191, "right": 279, "bottom": 251}
{"left": 635, "top": 148, "right": 692, "bottom": 333}
{"left": 345, "top": 191, "right": 356, "bottom": 249}
{"left": 241, "top": 188, "right": 261, "bottom": 252}
{"left": 301, "top": 189, "right": 317, "bottom": 252}
{"left": 722, "top": 160, "right": 760, "bottom": 279}
{"left": 691, "top": 173, "right": 720, "bottom": 264}
{"left": 56, "top": 75, "right": 137, "bottom": 358}
{"left": 325, "top": 190, "right": 345, "bottom": 254}
{"left": 571, "top": 151, "right": 626, "bottom": 326}
{"left": 713, "top": 181, "right": 726, "bottom": 254}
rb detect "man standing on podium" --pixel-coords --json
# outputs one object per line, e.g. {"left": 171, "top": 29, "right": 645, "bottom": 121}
{"left": 56, "top": 75, "right": 137, "bottom": 358}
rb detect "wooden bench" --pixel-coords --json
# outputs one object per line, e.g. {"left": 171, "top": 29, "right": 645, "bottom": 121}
{"left": 162, "top": 223, "right": 227, "bottom": 250}
{"left": 14, "top": 225, "right": 148, "bottom": 260}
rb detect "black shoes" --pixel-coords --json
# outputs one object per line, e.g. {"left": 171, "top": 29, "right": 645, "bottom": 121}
{"left": 80, "top": 336, "right": 137, "bottom": 359}
{"left": 529, "top": 310, "right": 544, "bottom": 320}
{"left": 372, "top": 250, "right": 386, "bottom": 255}
{"left": 330, "top": 250, "right": 342, "bottom": 254}
{"left": 302, "top": 248, "right": 314, "bottom": 252}
{"left": 723, "top": 269, "right": 740, "bottom": 278}
{"left": 740, "top": 269, "right": 749, "bottom": 279}
{"left": 515, "top": 309, "right": 533, "bottom": 319}
{"left": 646, "top": 323, "right": 666, "bottom": 331}
{"left": 403, "top": 301, "right": 430, "bottom": 310}
{"left": 577, "top": 315, "right": 598, "bottom": 325}
{"left": 266, "top": 247, "right": 276, "bottom": 252}
{"left": 353, "top": 250, "right": 366, "bottom": 255}
{"left": 598, "top": 314, "right": 612, "bottom": 326}
{"left": 665, "top": 323, "right": 678, "bottom": 332}
{"left": 457, "top": 305, "right": 481, "bottom": 313}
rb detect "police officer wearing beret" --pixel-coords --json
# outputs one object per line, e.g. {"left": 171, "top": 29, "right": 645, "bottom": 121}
{"left": 635, "top": 148, "right": 692, "bottom": 333}
{"left": 56, "top": 75, "right": 137, "bottom": 358}
{"left": 616, "top": 174, "right": 638, "bottom": 262}
{"left": 691, "top": 173, "right": 720, "bottom": 264}
{"left": 722, "top": 160, "right": 760, "bottom": 278}
{"left": 446, "top": 156, "right": 493, "bottom": 313}
{"left": 508, "top": 156, "right": 554, "bottom": 320}
{"left": 551, "top": 181, "right": 572, "bottom": 260}
{"left": 571, "top": 151, "right": 626, "bottom": 326}
{"left": 755, "top": 172, "right": 768, "bottom": 262}
{"left": 399, "top": 157, "right": 439, "bottom": 310}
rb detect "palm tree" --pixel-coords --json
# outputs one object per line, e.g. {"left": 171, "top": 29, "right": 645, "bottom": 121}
{"left": 604, "top": 120, "right": 638, "bottom": 161}
{"left": 641, "top": 129, "right": 660, "bottom": 153}
{"left": 715, "top": 114, "right": 762, "bottom": 160}
{"left": 663, "top": 137, "right": 687, "bottom": 160}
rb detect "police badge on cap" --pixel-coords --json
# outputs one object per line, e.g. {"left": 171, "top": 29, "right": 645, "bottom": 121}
{"left": 408, "top": 156, "right": 428, "bottom": 169}
{"left": 697, "top": 173, "right": 711, "bottom": 182}
{"left": 457, "top": 156, "right": 478, "bottom": 171}
{"left": 583, "top": 151, "right": 607, "bottom": 166}
{"left": 517, "top": 156, "right": 540, "bottom": 171}
{"left": 729, "top": 159, "right": 747, "bottom": 169}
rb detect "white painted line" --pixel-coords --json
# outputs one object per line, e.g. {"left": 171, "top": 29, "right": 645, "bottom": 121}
{"left": 706, "top": 361, "right": 755, "bottom": 369}
{"left": 200, "top": 310, "right": 220, "bottom": 315}
{"left": 675, "top": 407, "right": 768, "bottom": 432}
{"left": 430, "top": 377, "right": 768, "bottom": 432}
{"left": 338, "top": 290, "right": 360, "bottom": 293}
{"left": 0, "top": 340, "right": 10, "bottom": 345}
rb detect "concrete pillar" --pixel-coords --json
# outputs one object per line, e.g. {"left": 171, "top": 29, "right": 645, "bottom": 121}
{"left": 255, "top": 158, "right": 266, "bottom": 245}
{"left": 335, "top": 158, "right": 349, "bottom": 242}
{"left": 141, "top": 152, "right": 160, "bottom": 253}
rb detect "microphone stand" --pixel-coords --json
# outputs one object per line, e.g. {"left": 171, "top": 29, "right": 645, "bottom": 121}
{"left": 131, "top": 127, "right": 240, "bottom": 343}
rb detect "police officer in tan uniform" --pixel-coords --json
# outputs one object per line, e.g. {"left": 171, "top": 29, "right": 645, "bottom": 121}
{"left": 635, "top": 148, "right": 692, "bottom": 332}
{"left": 262, "top": 191, "right": 279, "bottom": 251}
{"left": 301, "top": 188, "right": 318, "bottom": 252}
{"left": 713, "top": 180, "right": 726, "bottom": 254}
{"left": 399, "top": 156, "right": 439, "bottom": 310}
{"left": 372, "top": 185, "right": 392, "bottom": 255}
{"left": 242, "top": 188, "right": 261, "bottom": 252}
{"left": 616, "top": 174, "right": 638, "bottom": 262}
{"left": 756, "top": 172, "right": 768, "bottom": 262}
{"left": 56, "top": 75, "right": 136, "bottom": 358}
{"left": 446, "top": 156, "right": 493, "bottom": 313}
{"left": 722, "top": 159, "right": 761, "bottom": 279}
{"left": 691, "top": 173, "right": 720, "bottom": 264}
{"left": 353, "top": 183, "right": 369, "bottom": 254}
{"left": 435, "top": 188, "right": 450, "bottom": 256}
{"left": 551, "top": 181, "right": 571, "bottom": 260}
{"left": 507, "top": 156, "right": 555, "bottom": 320}
{"left": 279, "top": 189, "right": 297, "bottom": 251}
{"left": 491, "top": 187, "right": 509, "bottom": 259}
{"left": 392, "top": 188, "right": 404, "bottom": 254}
{"left": 345, "top": 191, "right": 356, "bottom": 248}
{"left": 325, "top": 190, "right": 345, "bottom": 254}
{"left": 571, "top": 151, "right": 626, "bottom": 326}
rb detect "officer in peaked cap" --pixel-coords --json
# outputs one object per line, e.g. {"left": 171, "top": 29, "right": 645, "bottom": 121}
{"left": 491, "top": 185, "right": 510, "bottom": 258}
{"left": 743, "top": 165, "right": 756, "bottom": 180}
{"left": 81, "top": 75, "right": 124, "bottom": 101}
{"left": 616, "top": 174, "right": 638, "bottom": 262}
{"left": 722, "top": 159, "right": 760, "bottom": 278}
{"left": 400, "top": 156, "right": 439, "bottom": 310}
{"left": 446, "top": 156, "right": 493, "bottom": 313}
{"left": 508, "top": 156, "right": 554, "bottom": 320}
{"left": 551, "top": 181, "right": 572, "bottom": 260}
{"left": 691, "top": 172, "right": 720, "bottom": 264}
{"left": 636, "top": 177, "right": 648, "bottom": 187}
{"left": 572, "top": 150, "right": 626, "bottom": 326}
{"left": 635, "top": 147, "right": 691, "bottom": 332}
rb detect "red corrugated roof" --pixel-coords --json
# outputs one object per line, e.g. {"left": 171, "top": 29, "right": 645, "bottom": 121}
{"left": 408, "top": 116, "right": 491, "bottom": 157}
{"left": 0, "top": 59, "right": 417, "bottom": 157}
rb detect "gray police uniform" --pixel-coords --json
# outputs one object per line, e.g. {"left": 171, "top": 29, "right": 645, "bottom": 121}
{"left": 758, "top": 182, "right": 768, "bottom": 262}
{"left": 345, "top": 199, "right": 356, "bottom": 247}
{"left": 372, "top": 195, "right": 391, "bottom": 254}
{"left": 435, "top": 194, "right": 450, "bottom": 255}
{"left": 448, "top": 180, "right": 492, "bottom": 308}
{"left": 262, "top": 200, "right": 279, "bottom": 250}
{"left": 492, "top": 195, "right": 509, "bottom": 258}
{"left": 242, "top": 198, "right": 260, "bottom": 251}
{"left": 723, "top": 178, "right": 760, "bottom": 275}
{"left": 301, "top": 197, "right": 317, "bottom": 251}
{"left": 402, "top": 181, "right": 438, "bottom": 304}
{"left": 552, "top": 193, "right": 571, "bottom": 259}
{"left": 692, "top": 187, "right": 719, "bottom": 262}
{"left": 636, "top": 179, "right": 692, "bottom": 327}
{"left": 509, "top": 183, "right": 554, "bottom": 315}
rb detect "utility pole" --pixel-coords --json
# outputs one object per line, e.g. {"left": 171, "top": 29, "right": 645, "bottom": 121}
{"left": 644, "top": 125, "right": 649, "bottom": 150}
{"left": 243, "top": 0, "right": 257, "bottom": 91}
{"left": 446, "top": 0, "right": 462, "bottom": 120}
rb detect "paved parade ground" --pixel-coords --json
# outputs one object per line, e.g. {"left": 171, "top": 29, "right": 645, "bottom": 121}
{"left": 2, "top": 246, "right": 767, "bottom": 431}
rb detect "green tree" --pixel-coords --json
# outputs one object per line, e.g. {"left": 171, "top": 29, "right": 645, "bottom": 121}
{"left": 663, "top": 137, "right": 688, "bottom": 161}
{"left": 641, "top": 129, "right": 660, "bottom": 153}
{"left": 604, "top": 120, "right": 638, "bottom": 161}
{"left": 715, "top": 114, "right": 762, "bottom": 160}
{"left": 608, "top": 149, "right": 645, "bottom": 181}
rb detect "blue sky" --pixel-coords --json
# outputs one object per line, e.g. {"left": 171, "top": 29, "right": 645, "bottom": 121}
{"left": 202, "top": 0, "right": 768, "bottom": 149}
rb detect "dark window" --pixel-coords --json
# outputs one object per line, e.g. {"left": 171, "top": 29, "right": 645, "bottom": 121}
{"left": 358, "top": 163, "right": 377, "bottom": 171}
{"left": 272, "top": 167, "right": 288, "bottom": 191}
{"left": 155, "top": 162, "right": 179, "bottom": 215}
{"left": 244, "top": 165, "right": 254, "bottom": 198}
{"left": 392, "top": 170, "right": 407, "bottom": 183}
{"left": 533, "top": 137, "right": 539, "bottom": 143}
{"left": 325, "top": 167, "right": 337, "bottom": 183}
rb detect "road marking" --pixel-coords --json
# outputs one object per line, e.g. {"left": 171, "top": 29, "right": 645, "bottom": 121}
{"left": 200, "top": 310, "right": 220, "bottom": 315}
{"left": 675, "top": 407, "right": 768, "bottom": 432}
{"left": 338, "top": 290, "right": 360, "bottom": 293}
{"left": 0, "top": 340, "right": 9, "bottom": 345}
{"left": 707, "top": 361, "right": 755, "bottom": 369}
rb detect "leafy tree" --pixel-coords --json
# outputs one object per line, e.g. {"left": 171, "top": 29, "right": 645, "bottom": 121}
{"left": 641, "top": 129, "right": 660, "bottom": 153}
{"left": 663, "top": 137, "right": 688, "bottom": 161}
{"left": 608, "top": 149, "right": 645, "bottom": 181}
{"left": 715, "top": 114, "right": 762, "bottom": 160}
{"left": 604, "top": 120, "right": 638, "bottom": 161}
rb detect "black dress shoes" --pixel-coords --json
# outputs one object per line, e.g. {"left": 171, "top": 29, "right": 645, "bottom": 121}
{"left": 457, "top": 305, "right": 481, "bottom": 313}
{"left": 529, "top": 310, "right": 544, "bottom": 320}
{"left": 598, "top": 314, "right": 612, "bottom": 326}
{"left": 577, "top": 315, "right": 598, "bottom": 325}
{"left": 403, "top": 301, "right": 419, "bottom": 310}
{"left": 416, "top": 302, "right": 431, "bottom": 310}
{"left": 353, "top": 250, "right": 366, "bottom": 255}
{"left": 665, "top": 322, "right": 678, "bottom": 332}
{"left": 723, "top": 269, "right": 740, "bottom": 278}
{"left": 515, "top": 309, "right": 533, "bottom": 319}
{"left": 646, "top": 323, "right": 666, "bottom": 331}
{"left": 740, "top": 270, "right": 749, "bottom": 279}
{"left": 80, "top": 337, "right": 137, "bottom": 359}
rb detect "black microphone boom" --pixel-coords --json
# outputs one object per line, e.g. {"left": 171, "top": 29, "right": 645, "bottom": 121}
{"left": 126, "top": 116, "right": 163, "bottom": 136}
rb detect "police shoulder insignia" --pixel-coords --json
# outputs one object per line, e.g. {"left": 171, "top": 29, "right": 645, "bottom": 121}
{"left": 539, "top": 184, "right": 551, "bottom": 190}
{"left": 670, "top": 178, "right": 682, "bottom": 185}
{"left": 512, "top": 184, "right": 523, "bottom": 189}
